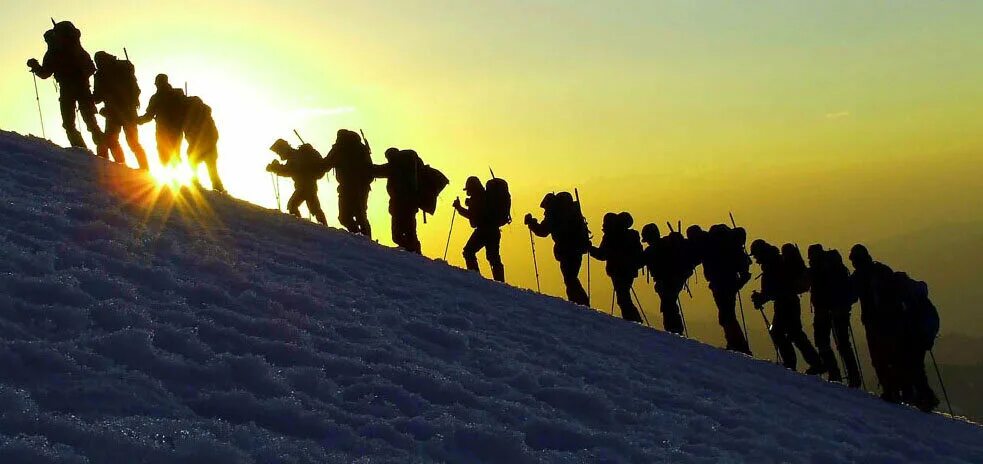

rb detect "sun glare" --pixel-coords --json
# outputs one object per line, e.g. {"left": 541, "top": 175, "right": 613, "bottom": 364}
{"left": 151, "top": 163, "right": 195, "bottom": 189}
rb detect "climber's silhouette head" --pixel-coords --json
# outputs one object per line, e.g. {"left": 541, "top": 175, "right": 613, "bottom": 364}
{"left": 849, "top": 244, "right": 874, "bottom": 270}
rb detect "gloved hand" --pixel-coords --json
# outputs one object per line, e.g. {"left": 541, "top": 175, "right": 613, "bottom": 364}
{"left": 751, "top": 291, "right": 765, "bottom": 309}
{"left": 452, "top": 197, "right": 461, "bottom": 209}
{"left": 523, "top": 213, "right": 534, "bottom": 226}
{"left": 26, "top": 58, "right": 40, "bottom": 72}
{"left": 737, "top": 270, "right": 751, "bottom": 289}
{"left": 265, "top": 160, "right": 281, "bottom": 173}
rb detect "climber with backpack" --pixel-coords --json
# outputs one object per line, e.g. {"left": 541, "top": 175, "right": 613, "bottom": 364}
{"left": 375, "top": 148, "right": 447, "bottom": 254}
{"left": 27, "top": 20, "right": 103, "bottom": 150}
{"left": 183, "top": 94, "right": 225, "bottom": 193}
{"left": 138, "top": 74, "right": 186, "bottom": 168}
{"left": 92, "top": 51, "right": 148, "bottom": 169}
{"left": 525, "top": 192, "right": 590, "bottom": 305}
{"left": 640, "top": 223, "right": 687, "bottom": 334}
{"left": 267, "top": 139, "right": 327, "bottom": 225}
{"left": 751, "top": 239, "right": 825, "bottom": 374}
{"left": 849, "top": 244, "right": 906, "bottom": 403}
{"left": 702, "top": 224, "right": 752, "bottom": 354}
{"left": 896, "top": 271, "right": 941, "bottom": 412}
{"left": 590, "top": 212, "right": 644, "bottom": 323}
{"left": 452, "top": 175, "right": 508, "bottom": 282}
{"left": 807, "top": 244, "right": 862, "bottom": 387}
{"left": 322, "top": 129, "right": 374, "bottom": 237}
{"left": 781, "top": 243, "right": 810, "bottom": 295}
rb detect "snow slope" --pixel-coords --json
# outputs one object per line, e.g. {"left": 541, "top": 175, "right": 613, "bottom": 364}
{"left": 0, "top": 129, "right": 981, "bottom": 464}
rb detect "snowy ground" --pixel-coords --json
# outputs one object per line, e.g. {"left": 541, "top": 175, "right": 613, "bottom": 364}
{"left": 0, "top": 129, "right": 981, "bottom": 463}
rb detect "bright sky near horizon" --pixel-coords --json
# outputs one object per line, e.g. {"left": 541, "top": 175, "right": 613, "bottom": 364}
{"left": 1, "top": 1, "right": 981, "bottom": 340}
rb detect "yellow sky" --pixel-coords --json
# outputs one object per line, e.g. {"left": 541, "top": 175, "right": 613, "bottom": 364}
{"left": 1, "top": 1, "right": 981, "bottom": 342}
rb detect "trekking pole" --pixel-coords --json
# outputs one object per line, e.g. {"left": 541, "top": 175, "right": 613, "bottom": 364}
{"left": 728, "top": 212, "right": 753, "bottom": 353}
{"left": 443, "top": 208, "right": 456, "bottom": 261}
{"left": 31, "top": 73, "right": 46, "bottom": 139}
{"left": 929, "top": 349, "right": 954, "bottom": 416}
{"left": 736, "top": 291, "right": 751, "bottom": 353}
{"left": 529, "top": 229, "right": 541, "bottom": 293}
{"left": 630, "top": 287, "right": 651, "bottom": 327}
{"left": 759, "top": 307, "right": 782, "bottom": 364}
{"left": 847, "top": 322, "right": 866, "bottom": 390}
{"left": 587, "top": 255, "right": 592, "bottom": 307}
{"left": 610, "top": 290, "right": 615, "bottom": 316}
{"left": 677, "top": 297, "right": 690, "bottom": 338}
{"left": 270, "top": 173, "right": 281, "bottom": 211}
{"left": 293, "top": 129, "right": 306, "bottom": 144}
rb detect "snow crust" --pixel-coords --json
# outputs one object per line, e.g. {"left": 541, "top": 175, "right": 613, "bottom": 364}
{"left": 0, "top": 130, "right": 981, "bottom": 463}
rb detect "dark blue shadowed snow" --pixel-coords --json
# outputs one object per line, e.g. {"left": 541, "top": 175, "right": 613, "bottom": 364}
{"left": 0, "top": 129, "right": 981, "bottom": 463}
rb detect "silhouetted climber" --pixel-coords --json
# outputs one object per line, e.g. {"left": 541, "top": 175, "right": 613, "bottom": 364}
{"left": 267, "top": 139, "right": 327, "bottom": 224}
{"left": 807, "top": 245, "right": 861, "bottom": 387}
{"left": 27, "top": 21, "right": 103, "bottom": 150}
{"left": 137, "top": 74, "right": 186, "bottom": 167}
{"left": 895, "top": 271, "right": 941, "bottom": 412}
{"left": 453, "top": 176, "right": 507, "bottom": 282}
{"left": 751, "top": 239, "right": 825, "bottom": 374}
{"left": 590, "top": 212, "right": 643, "bottom": 323}
{"left": 183, "top": 95, "right": 225, "bottom": 193}
{"left": 525, "top": 192, "right": 591, "bottom": 305}
{"left": 701, "top": 224, "right": 752, "bottom": 354}
{"left": 322, "top": 129, "right": 374, "bottom": 237}
{"left": 849, "top": 244, "right": 905, "bottom": 403}
{"left": 376, "top": 148, "right": 423, "bottom": 253}
{"left": 91, "top": 51, "right": 147, "bottom": 168}
{"left": 640, "top": 223, "right": 688, "bottom": 334}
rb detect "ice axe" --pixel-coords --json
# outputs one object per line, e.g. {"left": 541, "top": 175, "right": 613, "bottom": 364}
{"left": 359, "top": 129, "right": 370, "bottom": 153}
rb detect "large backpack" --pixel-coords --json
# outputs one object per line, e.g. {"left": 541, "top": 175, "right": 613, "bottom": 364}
{"left": 47, "top": 21, "right": 95, "bottom": 78}
{"left": 781, "top": 244, "right": 810, "bottom": 295}
{"left": 658, "top": 230, "right": 691, "bottom": 282}
{"left": 552, "top": 192, "right": 590, "bottom": 253}
{"left": 333, "top": 130, "right": 373, "bottom": 184}
{"left": 484, "top": 178, "right": 512, "bottom": 227}
{"left": 825, "top": 249, "right": 855, "bottom": 307}
{"left": 897, "top": 272, "right": 940, "bottom": 349}
{"left": 413, "top": 154, "right": 448, "bottom": 215}
{"left": 624, "top": 228, "right": 644, "bottom": 272}
{"left": 295, "top": 144, "right": 324, "bottom": 179}
{"left": 115, "top": 59, "right": 140, "bottom": 108}
{"left": 183, "top": 96, "right": 218, "bottom": 151}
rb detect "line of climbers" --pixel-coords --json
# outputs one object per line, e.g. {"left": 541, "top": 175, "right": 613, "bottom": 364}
{"left": 266, "top": 136, "right": 450, "bottom": 256}
{"left": 523, "top": 201, "right": 942, "bottom": 413}
{"left": 26, "top": 21, "right": 944, "bottom": 415}
{"left": 28, "top": 21, "right": 224, "bottom": 192}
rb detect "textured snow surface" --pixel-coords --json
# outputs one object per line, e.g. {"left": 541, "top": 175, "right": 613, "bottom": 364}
{"left": 0, "top": 130, "right": 981, "bottom": 463}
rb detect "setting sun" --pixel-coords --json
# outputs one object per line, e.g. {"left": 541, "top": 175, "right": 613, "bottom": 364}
{"left": 149, "top": 162, "right": 195, "bottom": 188}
